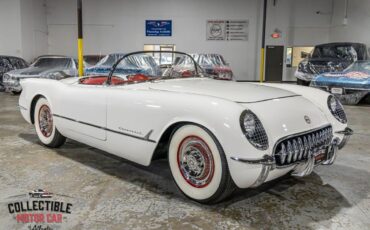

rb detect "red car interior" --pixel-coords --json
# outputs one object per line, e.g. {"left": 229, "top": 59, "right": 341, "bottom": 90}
{"left": 80, "top": 74, "right": 151, "bottom": 85}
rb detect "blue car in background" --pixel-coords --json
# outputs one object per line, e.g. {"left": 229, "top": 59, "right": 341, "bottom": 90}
{"left": 311, "top": 61, "right": 370, "bottom": 104}
{"left": 85, "top": 53, "right": 161, "bottom": 77}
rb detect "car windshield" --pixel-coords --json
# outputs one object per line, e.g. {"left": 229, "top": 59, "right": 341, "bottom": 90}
{"left": 346, "top": 61, "right": 370, "bottom": 72}
{"left": 108, "top": 51, "right": 205, "bottom": 84}
{"left": 195, "top": 54, "right": 227, "bottom": 66}
{"left": 33, "top": 58, "right": 73, "bottom": 68}
{"left": 312, "top": 45, "right": 358, "bottom": 60}
{"left": 96, "top": 54, "right": 125, "bottom": 66}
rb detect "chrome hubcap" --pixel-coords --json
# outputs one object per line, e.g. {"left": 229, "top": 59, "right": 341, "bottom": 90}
{"left": 38, "top": 105, "right": 53, "bottom": 137}
{"left": 177, "top": 136, "right": 214, "bottom": 188}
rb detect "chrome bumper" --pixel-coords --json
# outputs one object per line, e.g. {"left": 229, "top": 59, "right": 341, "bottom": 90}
{"left": 231, "top": 128, "right": 353, "bottom": 187}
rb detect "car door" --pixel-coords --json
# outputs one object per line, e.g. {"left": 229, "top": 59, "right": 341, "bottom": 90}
{"left": 55, "top": 82, "right": 108, "bottom": 141}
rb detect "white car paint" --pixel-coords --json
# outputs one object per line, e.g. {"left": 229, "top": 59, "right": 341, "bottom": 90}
{"left": 18, "top": 77, "right": 349, "bottom": 189}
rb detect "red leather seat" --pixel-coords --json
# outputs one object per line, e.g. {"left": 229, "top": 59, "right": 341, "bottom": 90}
{"left": 80, "top": 74, "right": 151, "bottom": 85}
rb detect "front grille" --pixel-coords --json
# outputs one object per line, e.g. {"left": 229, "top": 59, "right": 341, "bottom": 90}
{"left": 274, "top": 126, "right": 333, "bottom": 167}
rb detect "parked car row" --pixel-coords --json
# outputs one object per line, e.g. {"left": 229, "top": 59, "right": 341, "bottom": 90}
{"left": 0, "top": 52, "right": 233, "bottom": 94}
{"left": 295, "top": 42, "right": 370, "bottom": 104}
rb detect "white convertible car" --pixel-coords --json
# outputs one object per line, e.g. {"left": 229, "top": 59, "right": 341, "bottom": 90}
{"left": 18, "top": 51, "right": 353, "bottom": 204}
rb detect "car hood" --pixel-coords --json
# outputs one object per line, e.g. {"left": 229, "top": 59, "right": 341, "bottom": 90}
{"left": 148, "top": 78, "right": 297, "bottom": 103}
{"left": 7, "top": 67, "right": 64, "bottom": 78}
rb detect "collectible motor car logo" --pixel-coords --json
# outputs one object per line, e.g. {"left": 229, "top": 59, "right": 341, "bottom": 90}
{"left": 5, "top": 188, "right": 74, "bottom": 230}
{"left": 304, "top": 115, "right": 311, "bottom": 124}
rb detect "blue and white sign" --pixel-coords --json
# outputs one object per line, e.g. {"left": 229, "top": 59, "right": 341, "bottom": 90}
{"left": 146, "top": 20, "right": 172, "bottom": 37}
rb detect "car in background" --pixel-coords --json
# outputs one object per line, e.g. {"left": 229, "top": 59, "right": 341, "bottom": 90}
{"left": 0, "top": 56, "right": 28, "bottom": 91}
{"left": 3, "top": 55, "right": 78, "bottom": 94}
{"left": 85, "top": 53, "right": 161, "bottom": 77}
{"left": 165, "top": 54, "right": 233, "bottom": 80}
{"left": 295, "top": 42, "right": 368, "bottom": 85}
{"left": 311, "top": 61, "right": 370, "bottom": 105}
{"left": 84, "top": 54, "right": 105, "bottom": 67}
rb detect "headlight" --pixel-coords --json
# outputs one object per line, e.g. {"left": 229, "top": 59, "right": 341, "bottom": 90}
{"left": 240, "top": 110, "right": 269, "bottom": 150}
{"left": 327, "top": 95, "right": 347, "bottom": 124}
{"left": 47, "top": 72, "right": 65, "bottom": 80}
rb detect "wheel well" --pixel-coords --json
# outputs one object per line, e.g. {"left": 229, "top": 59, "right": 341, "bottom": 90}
{"left": 151, "top": 122, "right": 188, "bottom": 162}
{"left": 30, "top": 95, "right": 44, "bottom": 124}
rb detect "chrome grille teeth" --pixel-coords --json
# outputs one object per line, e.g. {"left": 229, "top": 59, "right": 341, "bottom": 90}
{"left": 316, "top": 132, "right": 320, "bottom": 145}
{"left": 292, "top": 139, "right": 299, "bottom": 162}
{"left": 303, "top": 136, "right": 309, "bottom": 158}
{"left": 297, "top": 137, "right": 304, "bottom": 160}
{"left": 280, "top": 143, "right": 287, "bottom": 164}
{"left": 287, "top": 141, "right": 293, "bottom": 164}
{"left": 308, "top": 135, "right": 313, "bottom": 149}
{"left": 312, "top": 134, "right": 316, "bottom": 147}
{"left": 274, "top": 126, "right": 333, "bottom": 166}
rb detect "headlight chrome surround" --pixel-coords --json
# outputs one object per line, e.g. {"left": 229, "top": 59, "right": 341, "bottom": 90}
{"left": 327, "top": 95, "right": 347, "bottom": 124}
{"left": 240, "top": 110, "right": 269, "bottom": 150}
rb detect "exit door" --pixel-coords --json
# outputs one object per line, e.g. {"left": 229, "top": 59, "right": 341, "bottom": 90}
{"left": 265, "top": 45, "right": 284, "bottom": 82}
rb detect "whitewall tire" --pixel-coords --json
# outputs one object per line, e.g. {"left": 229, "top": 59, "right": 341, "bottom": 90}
{"left": 34, "top": 97, "right": 66, "bottom": 148}
{"left": 168, "top": 124, "right": 235, "bottom": 204}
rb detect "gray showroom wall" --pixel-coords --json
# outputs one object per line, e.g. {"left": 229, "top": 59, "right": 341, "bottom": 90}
{"left": 45, "top": 0, "right": 338, "bottom": 81}
{"left": 0, "top": 0, "right": 23, "bottom": 57}
{"left": 330, "top": 0, "right": 370, "bottom": 47}
{"left": 46, "top": 0, "right": 261, "bottom": 80}
{"left": 0, "top": 0, "right": 47, "bottom": 61}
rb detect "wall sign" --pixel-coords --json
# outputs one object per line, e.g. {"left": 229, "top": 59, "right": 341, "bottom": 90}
{"left": 207, "top": 20, "right": 248, "bottom": 41}
{"left": 146, "top": 20, "right": 172, "bottom": 37}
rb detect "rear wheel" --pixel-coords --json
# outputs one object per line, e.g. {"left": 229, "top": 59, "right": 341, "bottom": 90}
{"left": 34, "top": 97, "right": 66, "bottom": 148}
{"left": 168, "top": 124, "right": 235, "bottom": 204}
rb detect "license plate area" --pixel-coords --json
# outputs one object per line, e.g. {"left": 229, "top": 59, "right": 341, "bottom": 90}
{"left": 331, "top": 87, "right": 343, "bottom": 95}
{"left": 314, "top": 149, "right": 327, "bottom": 165}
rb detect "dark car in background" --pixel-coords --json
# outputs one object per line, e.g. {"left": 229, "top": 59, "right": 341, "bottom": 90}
{"left": 0, "top": 56, "right": 28, "bottom": 91}
{"left": 295, "top": 42, "right": 368, "bottom": 85}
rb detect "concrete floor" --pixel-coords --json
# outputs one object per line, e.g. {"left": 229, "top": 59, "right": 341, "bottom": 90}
{"left": 0, "top": 92, "right": 369, "bottom": 230}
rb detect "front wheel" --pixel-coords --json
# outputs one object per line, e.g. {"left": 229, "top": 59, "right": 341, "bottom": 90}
{"left": 34, "top": 97, "right": 66, "bottom": 148}
{"left": 168, "top": 124, "right": 235, "bottom": 204}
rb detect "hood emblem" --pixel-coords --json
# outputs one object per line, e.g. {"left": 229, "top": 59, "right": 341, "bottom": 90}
{"left": 304, "top": 115, "right": 311, "bottom": 124}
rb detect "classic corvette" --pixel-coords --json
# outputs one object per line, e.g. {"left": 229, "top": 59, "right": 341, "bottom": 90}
{"left": 311, "top": 60, "right": 370, "bottom": 104}
{"left": 3, "top": 55, "right": 78, "bottom": 94}
{"left": 19, "top": 51, "right": 353, "bottom": 204}
{"left": 165, "top": 53, "right": 233, "bottom": 80}
{"left": 85, "top": 53, "right": 161, "bottom": 77}
{"left": 295, "top": 42, "right": 368, "bottom": 86}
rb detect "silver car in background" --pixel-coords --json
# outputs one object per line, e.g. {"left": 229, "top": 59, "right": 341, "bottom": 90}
{"left": 3, "top": 56, "right": 78, "bottom": 94}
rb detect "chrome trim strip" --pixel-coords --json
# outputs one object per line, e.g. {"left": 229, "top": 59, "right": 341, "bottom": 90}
{"left": 236, "top": 95, "right": 301, "bottom": 104}
{"left": 335, "top": 127, "right": 353, "bottom": 136}
{"left": 230, "top": 155, "right": 274, "bottom": 165}
{"left": 53, "top": 114, "right": 156, "bottom": 143}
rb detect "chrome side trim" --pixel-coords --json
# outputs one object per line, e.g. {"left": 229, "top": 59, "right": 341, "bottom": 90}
{"left": 236, "top": 95, "right": 301, "bottom": 104}
{"left": 53, "top": 114, "right": 156, "bottom": 143}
